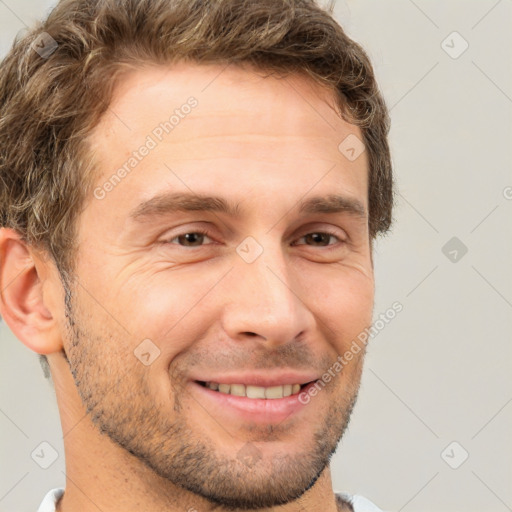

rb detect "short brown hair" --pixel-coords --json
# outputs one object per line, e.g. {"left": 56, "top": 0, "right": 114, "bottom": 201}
{"left": 0, "top": 0, "right": 393, "bottom": 371}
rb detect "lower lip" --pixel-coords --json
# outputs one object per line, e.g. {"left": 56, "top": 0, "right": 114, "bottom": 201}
{"left": 191, "top": 381, "right": 317, "bottom": 424}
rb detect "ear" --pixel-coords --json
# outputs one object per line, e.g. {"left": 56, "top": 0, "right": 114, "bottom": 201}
{"left": 0, "top": 228, "right": 63, "bottom": 354}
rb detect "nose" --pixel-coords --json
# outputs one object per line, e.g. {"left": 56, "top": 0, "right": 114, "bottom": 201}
{"left": 220, "top": 240, "right": 315, "bottom": 348}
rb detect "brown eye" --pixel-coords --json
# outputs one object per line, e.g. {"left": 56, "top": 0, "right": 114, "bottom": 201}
{"left": 304, "top": 233, "right": 334, "bottom": 246}
{"left": 166, "top": 230, "right": 213, "bottom": 247}
{"left": 295, "top": 232, "right": 343, "bottom": 247}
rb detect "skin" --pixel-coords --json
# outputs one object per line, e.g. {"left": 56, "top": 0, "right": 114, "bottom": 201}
{"left": 0, "top": 62, "right": 374, "bottom": 512}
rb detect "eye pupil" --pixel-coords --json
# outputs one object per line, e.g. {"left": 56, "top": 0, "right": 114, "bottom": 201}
{"left": 305, "top": 233, "right": 330, "bottom": 246}
{"left": 179, "top": 233, "right": 204, "bottom": 246}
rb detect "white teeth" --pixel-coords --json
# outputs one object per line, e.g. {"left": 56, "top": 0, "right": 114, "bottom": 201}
{"left": 265, "top": 385, "right": 284, "bottom": 399}
{"left": 206, "top": 382, "right": 303, "bottom": 399}
{"left": 230, "top": 384, "right": 246, "bottom": 396}
{"left": 246, "top": 385, "right": 266, "bottom": 399}
{"left": 218, "top": 383, "right": 231, "bottom": 394}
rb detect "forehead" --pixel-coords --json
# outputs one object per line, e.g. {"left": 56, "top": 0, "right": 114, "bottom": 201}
{"left": 95, "top": 62, "right": 349, "bottom": 140}
{"left": 83, "top": 62, "right": 368, "bottom": 227}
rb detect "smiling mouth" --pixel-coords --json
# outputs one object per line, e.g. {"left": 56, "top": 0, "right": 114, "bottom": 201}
{"left": 195, "top": 381, "right": 314, "bottom": 399}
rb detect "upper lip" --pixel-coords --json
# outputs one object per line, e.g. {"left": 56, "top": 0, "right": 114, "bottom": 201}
{"left": 191, "top": 371, "right": 319, "bottom": 388}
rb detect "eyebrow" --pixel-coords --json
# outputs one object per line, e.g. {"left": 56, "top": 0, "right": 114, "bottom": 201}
{"left": 128, "top": 192, "right": 367, "bottom": 223}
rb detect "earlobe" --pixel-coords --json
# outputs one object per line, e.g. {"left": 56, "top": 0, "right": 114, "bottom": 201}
{"left": 0, "top": 228, "right": 63, "bottom": 355}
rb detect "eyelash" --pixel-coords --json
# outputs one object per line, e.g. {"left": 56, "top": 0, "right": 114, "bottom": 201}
{"left": 163, "top": 228, "right": 347, "bottom": 249}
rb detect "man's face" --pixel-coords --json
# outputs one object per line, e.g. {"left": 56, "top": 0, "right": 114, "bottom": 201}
{"left": 62, "top": 63, "right": 374, "bottom": 508}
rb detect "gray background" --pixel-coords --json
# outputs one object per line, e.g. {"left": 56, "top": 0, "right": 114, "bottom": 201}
{"left": 1, "top": 1, "right": 511, "bottom": 511}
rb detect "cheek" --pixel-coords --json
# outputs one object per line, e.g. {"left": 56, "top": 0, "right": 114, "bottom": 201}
{"left": 107, "top": 254, "right": 373, "bottom": 362}
{"left": 119, "top": 268, "right": 221, "bottom": 354}
{"left": 305, "top": 267, "right": 374, "bottom": 348}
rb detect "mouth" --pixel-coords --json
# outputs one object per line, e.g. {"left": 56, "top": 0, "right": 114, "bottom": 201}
{"left": 190, "top": 377, "right": 320, "bottom": 424}
{"left": 195, "top": 380, "right": 313, "bottom": 399}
